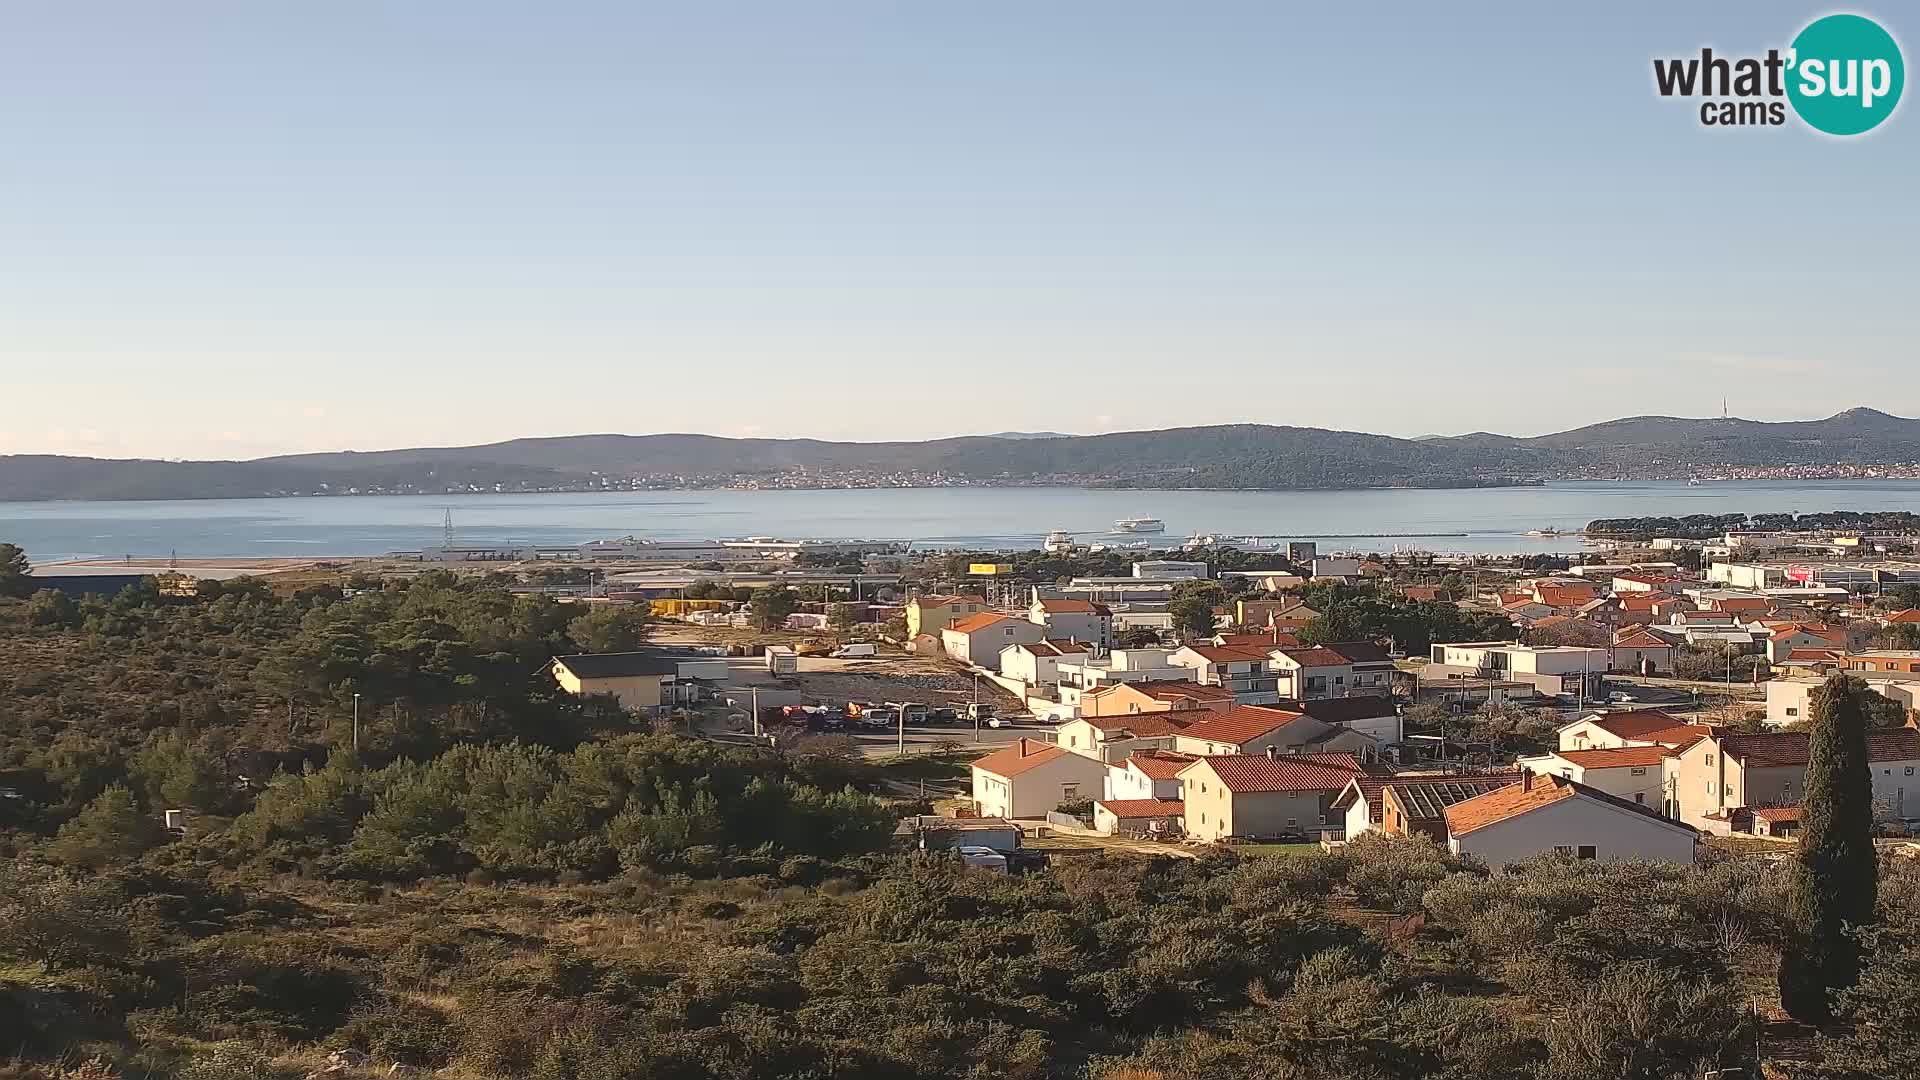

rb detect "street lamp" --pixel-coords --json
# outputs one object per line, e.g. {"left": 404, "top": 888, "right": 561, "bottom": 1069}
{"left": 352, "top": 692, "right": 361, "bottom": 753}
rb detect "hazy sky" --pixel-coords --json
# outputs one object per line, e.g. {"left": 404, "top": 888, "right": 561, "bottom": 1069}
{"left": 3, "top": 2, "right": 1915, "bottom": 459}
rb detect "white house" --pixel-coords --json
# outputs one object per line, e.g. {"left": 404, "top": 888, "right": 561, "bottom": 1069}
{"left": 970, "top": 738, "right": 1111, "bottom": 819}
{"left": 1055, "top": 709, "right": 1211, "bottom": 763}
{"left": 1169, "top": 645, "right": 1280, "bottom": 704}
{"left": 1269, "top": 646, "right": 1357, "bottom": 701}
{"left": 1555, "top": 710, "right": 1697, "bottom": 751}
{"left": 1172, "top": 706, "right": 1377, "bottom": 760}
{"left": 942, "top": 613, "right": 1045, "bottom": 671}
{"left": 1104, "top": 749, "right": 1198, "bottom": 801}
{"left": 1514, "top": 746, "right": 1670, "bottom": 810}
{"left": 1443, "top": 772, "right": 1699, "bottom": 867}
{"left": 998, "top": 639, "right": 1094, "bottom": 688}
{"left": 1029, "top": 598, "right": 1114, "bottom": 649}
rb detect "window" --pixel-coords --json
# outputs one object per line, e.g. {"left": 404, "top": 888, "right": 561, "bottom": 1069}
{"left": 1706, "top": 782, "right": 1715, "bottom": 795}
{"left": 1062, "top": 784, "right": 1079, "bottom": 799}
{"left": 1635, "top": 793, "right": 1646, "bottom": 804}
{"left": 1630, "top": 766, "right": 1647, "bottom": 776}
{"left": 1705, "top": 753, "right": 1715, "bottom": 766}
{"left": 1286, "top": 818, "right": 1297, "bottom": 828}
{"left": 1786, "top": 707, "right": 1799, "bottom": 716}
{"left": 1199, "top": 813, "right": 1206, "bottom": 825}
{"left": 1577, "top": 845, "right": 1598, "bottom": 860}
{"left": 1553, "top": 845, "right": 1574, "bottom": 856}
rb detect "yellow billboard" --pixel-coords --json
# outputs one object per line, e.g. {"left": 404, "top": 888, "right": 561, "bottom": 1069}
{"left": 968, "top": 562, "right": 1012, "bottom": 575}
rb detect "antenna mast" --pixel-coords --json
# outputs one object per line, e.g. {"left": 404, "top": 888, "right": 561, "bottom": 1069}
{"left": 443, "top": 507, "right": 455, "bottom": 549}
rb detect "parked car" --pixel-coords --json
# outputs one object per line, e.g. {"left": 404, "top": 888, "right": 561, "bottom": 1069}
{"left": 862, "top": 708, "right": 897, "bottom": 728}
{"left": 831, "top": 643, "right": 878, "bottom": 658}
{"left": 986, "top": 715, "right": 1020, "bottom": 729}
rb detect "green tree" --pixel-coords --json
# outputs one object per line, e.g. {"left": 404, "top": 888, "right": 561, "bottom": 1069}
{"left": 0, "top": 541, "right": 31, "bottom": 598}
{"left": 26, "top": 587, "right": 80, "bottom": 628}
{"left": 749, "top": 587, "right": 801, "bottom": 630}
{"left": 49, "top": 783, "right": 165, "bottom": 869}
{"left": 1169, "top": 595, "right": 1217, "bottom": 641}
{"left": 827, "top": 602, "right": 858, "bottom": 631}
{"left": 0, "top": 862, "right": 128, "bottom": 972}
{"left": 130, "top": 731, "right": 231, "bottom": 814}
{"left": 567, "top": 604, "right": 652, "bottom": 653}
{"left": 1779, "top": 674, "right": 1880, "bottom": 1022}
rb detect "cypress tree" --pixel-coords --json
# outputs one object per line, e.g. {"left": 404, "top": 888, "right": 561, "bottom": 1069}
{"left": 1778, "top": 674, "right": 1880, "bottom": 1022}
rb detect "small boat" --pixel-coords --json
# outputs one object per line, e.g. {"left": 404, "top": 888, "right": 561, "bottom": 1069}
{"left": 1525, "top": 527, "right": 1561, "bottom": 537}
{"left": 1114, "top": 516, "right": 1165, "bottom": 533}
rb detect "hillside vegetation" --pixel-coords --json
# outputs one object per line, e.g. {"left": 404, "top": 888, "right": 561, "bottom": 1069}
{"left": 8, "top": 408, "right": 1920, "bottom": 499}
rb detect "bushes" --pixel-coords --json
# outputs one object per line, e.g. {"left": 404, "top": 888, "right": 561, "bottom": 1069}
{"left": 1343, "top": 833, "right": 1476, "bottom": 912}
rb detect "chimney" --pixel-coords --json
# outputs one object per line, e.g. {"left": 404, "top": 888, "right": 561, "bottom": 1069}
{"left": 1265, "top": 745, "right": 1278, "bottom": 760}
{"left": 1521, "top": 768, "right": 1533, "bottom": 792}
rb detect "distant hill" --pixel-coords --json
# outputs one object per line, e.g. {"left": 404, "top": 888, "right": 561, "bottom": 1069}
{"left": 3, "top": 408, "right": 1917, "bottom": 501}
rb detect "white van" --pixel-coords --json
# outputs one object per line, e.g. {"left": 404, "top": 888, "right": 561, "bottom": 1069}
{"left": 832, "top": 643, "right": 878, "bottom": 658}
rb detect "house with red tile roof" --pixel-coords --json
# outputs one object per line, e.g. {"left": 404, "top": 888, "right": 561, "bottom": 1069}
{"left": 1555, "top": 709, "right": 1715, "bottom": 753}
{"left": 1105, "top": 749, "right": 1200, "bottom": 802}
{"left": 1173, "top": 705, "right": 1378, "bottom": 759}
{"left": 970, "top": 738, "right": 1109, "bottom": 819}
{"left": 940, "top": 612, "right": 1044, "bottom": 671}
{"left": 1269, "top": 646, "right": 1358, "bottom": 701}
{"left": 1054, "top": 708, "right": 1215, "bottom": 763}
{"left": 1028, "top": 597, "right": 1114, "bottom": 649}
{"left": 1332, "top": 770, "right": 1523, "bottom": 841}
{"left": 1092, "top": 798, "right": 1185, "bottom": 835}
{"left": 998, "top": 639, "right": 1095, "bottom": 688}
{"left": 1760, "top": 622, "right": 1847, "bottom": 663}
{"left": 1080, "top": 679, "right": 1235, "bottom": 718}
{"left": 906, "top": 594, "right": 989, "bottom": 638}
{"left": 1610, "top": 626, "right": 1675, "bottom": 674}
{"left": 1666, "top": 728, "right": 1920, "bottom": 832}
{"left": 1169, "top": 644, "right": 1282, "bottom": 704}
{"left": 1178, "top": 752, "right": 1368, "bottom": 841}
{"left": 1886, "top": 608, "right": 1920, "bottom": 626}
{"left": 1516, "top": 745, "right": 1670, "bottom": 808}
{"left": 1442, "top": 771, "right": 1698, "bottom": 866}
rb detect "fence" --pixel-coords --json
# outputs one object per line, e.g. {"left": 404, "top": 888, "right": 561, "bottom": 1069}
{"left": 1047, "top": 811, "right": 1095, "bottom": 831}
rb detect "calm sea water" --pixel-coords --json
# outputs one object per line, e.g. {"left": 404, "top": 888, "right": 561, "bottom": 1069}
{"left": 7, "top": 480, "right": 1920, "bottom": 562}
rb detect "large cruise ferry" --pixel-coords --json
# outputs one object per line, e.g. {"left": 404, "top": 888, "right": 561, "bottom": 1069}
{"left": 1113, "top": 516, "right": 1165, "bottom": 534}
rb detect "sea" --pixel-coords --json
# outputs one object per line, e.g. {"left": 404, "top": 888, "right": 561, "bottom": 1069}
{"left": 8, "top": 479, "right": 1920, "bottom": 563}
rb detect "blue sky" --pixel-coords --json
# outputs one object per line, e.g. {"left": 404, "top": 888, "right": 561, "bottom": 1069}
{"left": 1, "top": 2, "right": 1914, "bottom": 458}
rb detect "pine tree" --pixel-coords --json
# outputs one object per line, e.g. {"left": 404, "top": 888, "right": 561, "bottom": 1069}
{"left": 1778, "top": 674, "right": 1879, "bottom": 1022}
{"left": 49, "top": 784, "right": 165, "bottom": 870}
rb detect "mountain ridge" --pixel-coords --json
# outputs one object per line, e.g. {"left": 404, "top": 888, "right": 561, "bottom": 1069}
{"left": 4, "top": 409, "right": 1917, "bottom": 502}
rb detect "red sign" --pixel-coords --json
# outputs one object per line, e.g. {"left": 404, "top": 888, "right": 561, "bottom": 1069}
{"left": 1786, "top": 565, "right": 1814, "bottom": 583}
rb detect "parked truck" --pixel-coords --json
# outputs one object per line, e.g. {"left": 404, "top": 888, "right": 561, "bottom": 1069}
{"left": 764, "top": 645, "right": 798, "bottom": 676}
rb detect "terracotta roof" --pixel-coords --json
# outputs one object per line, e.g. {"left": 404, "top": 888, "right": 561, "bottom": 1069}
{"left": 1273, "top": 646, "right": 1351, "bottom": 668}
{"left": 1887, "top": 609, "right": 1920, "bottom": 625}
{"left": 1319, "top": 640, "right": 1393, "bottom": 665}
{"left": 1137, "top": 681, "right": 1235, "bottom": 702}
{"left": 1183, "top": 645, "right": 1273, "bottom": 664}
{"left": 1077, "top": 709, "right": 1213, "bottom": 738}
{"left": 1613, "top": 628, "right": 1672, "bottom": 649}
{"left": 1037, "top": 598, "right": 1111, "bottom": 615}
{"left": 1536, "top": 586, "right": 1599, "bottom": 607}
{"left": 1553, "top": 746, "right": 1672, "bottom": 769}
{"left": 971, "top": 738, "right": 1076, "bottom": 779}
{"left": 946, "top": 612, "right": 1015, "bottom": 634}
{"left": 1187, "top": 753, "right": 1365, "bottom": 794}
{"left": 1721, "top": 729, "right": 1920, "bottom": 769}
{"left": 1017, "top": 639, "right": 1091, "bottom": 657}
{"left": 1216, "top": 632, "right": 1301, "bottom": 649}
{"left": 1443, "top": 773, "right": 1690, "bottom": 837}
{"left": 1179, "top": 705, "right": 1309, "bottom": 745}
{"left": 1769, "top": 623, "right": 1845, "bottom": 643}
{"left": 1641, "top": 723, "right": 1720, "bottom": 751}
{"left": 1751, "top": 805, "right": 1802, "bottom": 822}
{"left": 1712, "top": 597, "right": 1774, "bottom": 612}
{"left": 1330, "top": 774, "right": 1394, "bottom": 820}
{"left": 1387, "top": 773, "right": 1526, "bottom": 820}
{"left": 1124, "top": 750, "right": 1200, "bottom": 780}
{"left": 1095, "top": 798, "right": 1185, "bottom": 818}
{"left": 1575, "top": 709, "right": 1687, "bottom": 740}
{"left": 1784, "top": 648, "right": 1846, "bottom": 663}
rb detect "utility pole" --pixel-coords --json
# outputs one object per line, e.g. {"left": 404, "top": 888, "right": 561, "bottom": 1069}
{"left": 897, "top": 704, "right": 906, "bottom": 756}
{"left": 973, "top": 672, "right": 983, "bottom": 742}
{"left": 352, "top": 692, "right": 361, "bottom": 753}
